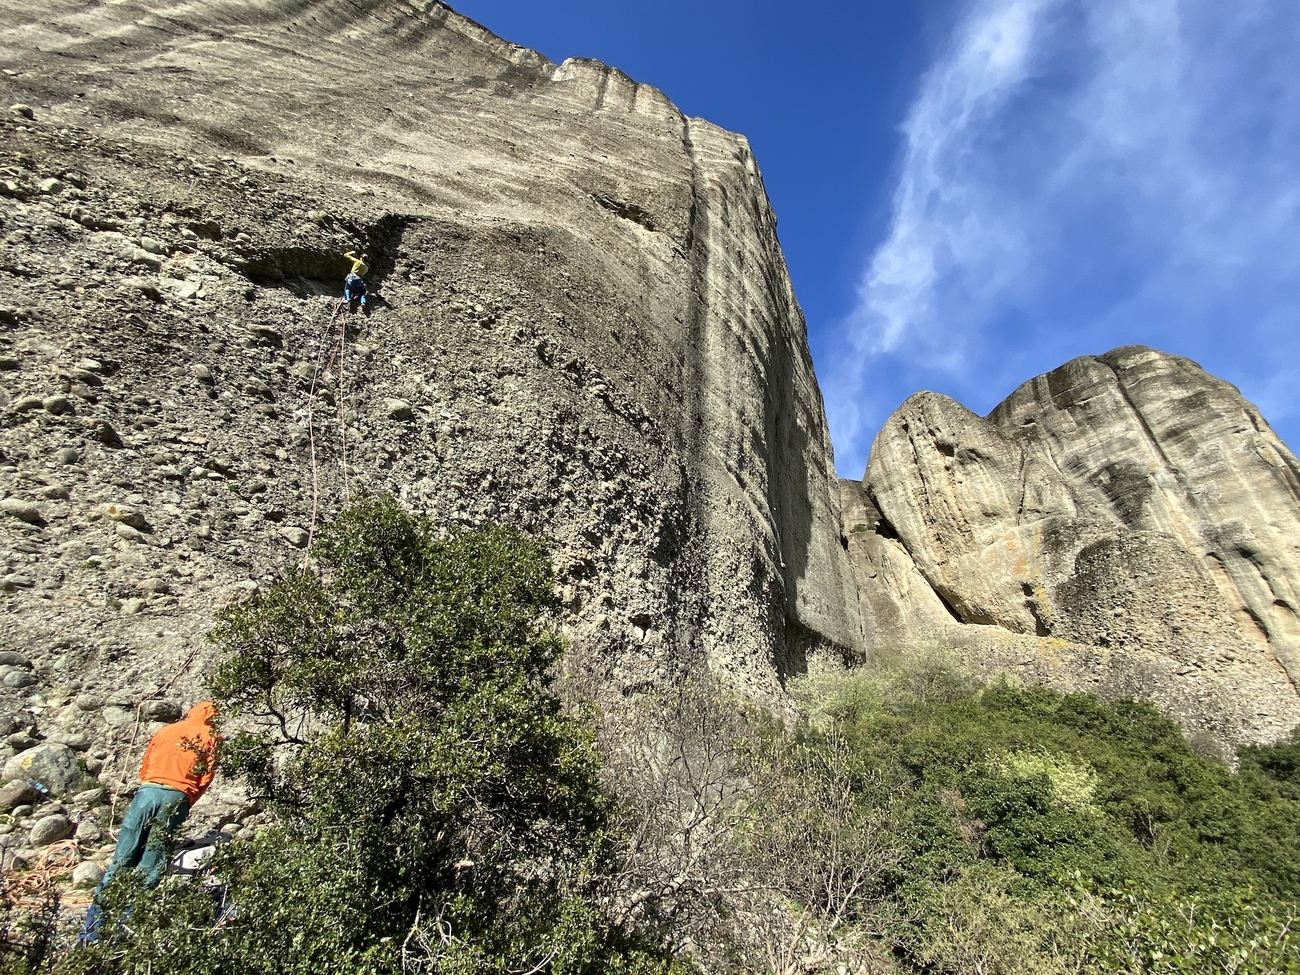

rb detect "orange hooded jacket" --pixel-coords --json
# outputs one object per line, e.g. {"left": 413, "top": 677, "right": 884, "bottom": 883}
{"left": 138, "top": 702, "right": 221, "bottom": 806}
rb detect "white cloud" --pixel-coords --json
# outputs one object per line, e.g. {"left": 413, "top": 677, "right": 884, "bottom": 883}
{"left": 857, "top": 0, "right": 1052, "bottom": 357}
{"left": 827, "top": 0, "right": 1300, "bottom": 477}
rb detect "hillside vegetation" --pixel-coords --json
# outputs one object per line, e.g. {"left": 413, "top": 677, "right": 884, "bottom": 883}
{"left": 786, "top": 662, "right": 1300, "bottom": 973}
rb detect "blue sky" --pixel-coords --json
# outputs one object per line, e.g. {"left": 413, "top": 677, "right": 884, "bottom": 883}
{"left": 452, "top": 1, "right": 1300, "bottom": 478}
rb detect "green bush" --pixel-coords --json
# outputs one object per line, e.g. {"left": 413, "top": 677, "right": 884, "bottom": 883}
{"left": 912, "top": 862, "right": 1091, "bottom": 975}
{"left": 1079, "top": 881, "right": 1300, "bottom": 975}
{"left": 1240, "top": 726, "right": 1300, "bottom": 797}
{"left": 790, "top": 661, "right": 1300, "bottom": 973}
{"left": 65, "top": 494, "right": 682, "bottom": 975}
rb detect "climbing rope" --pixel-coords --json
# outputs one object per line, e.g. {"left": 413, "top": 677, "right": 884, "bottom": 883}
{"left": 1, "top": 839, "right": 79, "bottom": 907}
{"left": 336, "top": 302, "right": 352, "bottom": 504}
{"left": 302, "top": 297, "right": 354, "bottom": 562}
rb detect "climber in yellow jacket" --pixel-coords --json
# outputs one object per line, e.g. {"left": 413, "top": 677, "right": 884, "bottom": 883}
{"left": 344, "top": 250, "right": 371, "bottom": 316}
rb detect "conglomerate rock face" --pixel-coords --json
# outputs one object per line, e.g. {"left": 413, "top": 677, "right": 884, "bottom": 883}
{"left": 848, "top": 346, "right": 1300, "bottom": 745}
{"left": 0, "top": 0, "right": 861, "bottom": 838}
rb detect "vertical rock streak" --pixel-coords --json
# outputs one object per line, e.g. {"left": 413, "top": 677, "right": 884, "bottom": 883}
{"left": 677, "top": 117, "right": 860, "bottom": 686}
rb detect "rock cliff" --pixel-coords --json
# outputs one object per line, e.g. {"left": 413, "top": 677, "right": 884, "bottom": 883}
{"left": 0, "top": 0, "right": 861, "bottom": 836}
{"left": 846, "top": 346, "right": 1300, "bottom": 745}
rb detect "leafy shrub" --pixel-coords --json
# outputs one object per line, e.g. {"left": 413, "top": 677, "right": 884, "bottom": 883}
{"left": 1078, "top": 880, "right": 1300, "bottom": 975}
{"left": 913, "top": 862, "right": 1091, "bottom": 975}
{"left": 64, "top": 494, "right": 682, "bottom": 975}
{"left": 1239, "top": 726, "right": 1300, "bottom": 798}
{"left": 791, "top": 660, "right": 1300, "bottom": 973}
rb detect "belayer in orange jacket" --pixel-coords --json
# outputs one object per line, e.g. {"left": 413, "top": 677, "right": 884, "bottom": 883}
{"left": 136, "top": 701, "right": 221, "bottom": 806}
{"left": 79, "top": 702, "right": 222, "bottom": 943}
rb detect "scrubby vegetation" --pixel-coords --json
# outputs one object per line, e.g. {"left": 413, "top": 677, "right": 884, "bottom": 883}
{"left": 18, "top": 495, "right": 1300, "bottom": 974}
{"left": 590, "top": 660, "right": 1300, "bottom": 974}
{"left": 782, "top": 658, "right": 1300, "bottom": 973}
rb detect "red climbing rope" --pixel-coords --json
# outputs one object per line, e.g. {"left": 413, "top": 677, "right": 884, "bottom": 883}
{"left": 303, "top": 298, "right": 352, "bottom": 562}
{"left": 337, "top": 303, "right": 352, "bottom": 503}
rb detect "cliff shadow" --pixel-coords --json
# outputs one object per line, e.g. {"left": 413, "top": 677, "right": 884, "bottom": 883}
{"left": 234, "top": 214, "right": 417, "bottom": 298}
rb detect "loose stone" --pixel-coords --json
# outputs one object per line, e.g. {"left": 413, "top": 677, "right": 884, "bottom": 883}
{"left": 386, "top": 399, "right": 415, "bottom": 421}
{"left": 72, "top": 861, "right": 105, "bottom": 888}
{"left": 279, "top": 526, "right": 309, "bottom": 548}
{"left": 30, "top": 814, "right": 74, "bottom": 846}
{"left": 0, "top": 499, "right": 43, "bottom": 525}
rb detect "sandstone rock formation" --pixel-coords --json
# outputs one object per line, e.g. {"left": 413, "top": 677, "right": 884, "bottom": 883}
{"left": 846, "top": 346, "right": 1300, "bottom": 745}
{"left": 0, "top": 0, "right": 861, "bottom": 851}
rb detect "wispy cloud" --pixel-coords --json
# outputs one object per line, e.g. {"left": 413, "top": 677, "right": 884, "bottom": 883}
{"left": 827, "top": 0, "right": 1300, "bottom": 477}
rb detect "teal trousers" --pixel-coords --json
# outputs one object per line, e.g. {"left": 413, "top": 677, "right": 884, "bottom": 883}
{"left": 80, "top": 784, "right": 190, "bottom": 943}
{"left": 101, "top": 783, "right": 190, "bottom": 888}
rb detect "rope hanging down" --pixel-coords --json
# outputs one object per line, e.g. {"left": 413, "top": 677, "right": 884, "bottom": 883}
{"left": 302, "top": 298, "right": 355, "bottom": 562}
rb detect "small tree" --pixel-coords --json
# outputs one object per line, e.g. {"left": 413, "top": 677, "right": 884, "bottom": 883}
{"left": 599, "top": 683, "right": 901, "bottom": 974}
{"left": 66, "top": 494, "right": 678, "bottom": 975}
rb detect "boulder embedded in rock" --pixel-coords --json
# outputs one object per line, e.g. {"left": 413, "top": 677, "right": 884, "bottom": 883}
{"left": 101, "top": 706, "right": 135, "bottom": 727}
{"left": 247, "top": 323, "right": 283, "bottom": 346}
{"left": 141, "top": 700, "right": 182, "bottom": 722}
{"left": 47, "top": 733, "right": 90, "bottom": 752}
{"left": 72, "top": 860, "right": 105, "bottom": 888}
{"left": 0, "top": 780, "right": 38, "bottom": 812}
{"left": 0, "top": 499, "right": 43, "bottom": 525}
{"left": 385, "top": 399, "right": 414, "bottom": 421}
{"left": 6, "top": 731, "right": 37, "bottom": 750}
{"left": 73, "top": 787, "right": 107, "bottom": 808}
{"left": 116, "top": 527, "right": 147, "bottom": 546}
{"left": 279, "top": 527, "right": 309, "bottom": 548}
{"left": 100, "top": 503, "right": 150, "bottom": 532}
{"left": 3, "top": 744, "right": 86, "bottom": 796}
